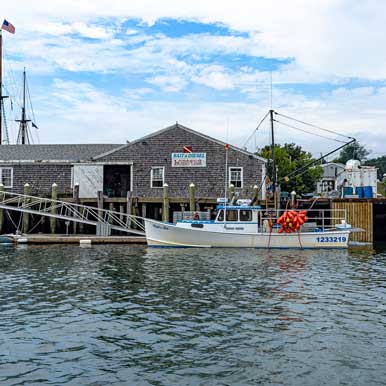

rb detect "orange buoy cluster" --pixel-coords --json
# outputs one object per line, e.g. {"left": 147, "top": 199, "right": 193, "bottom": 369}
{"left": 277, "top": 210, "right": 308, "bottom": 233}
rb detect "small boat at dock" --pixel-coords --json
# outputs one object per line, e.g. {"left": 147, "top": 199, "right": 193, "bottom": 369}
{"left": 144, "top": 204, "right": 352, "bottom": 248}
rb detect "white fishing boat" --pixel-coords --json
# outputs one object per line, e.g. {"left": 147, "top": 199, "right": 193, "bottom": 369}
{"left": 144, "top": 204, "right": 352, "bottom": 248}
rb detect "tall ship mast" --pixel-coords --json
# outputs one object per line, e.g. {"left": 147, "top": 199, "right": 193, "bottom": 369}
{"left": 1, "top": 20, "right": 39, "bottom": 145}
{"left": 16, "top": 68, "right": 31, "bottom": 144}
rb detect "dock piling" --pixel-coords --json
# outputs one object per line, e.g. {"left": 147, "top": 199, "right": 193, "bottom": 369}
{"left": 162, "top": 183, "right": 169, "bottom": 222}
{"left": 22, "top": 183, "right": 30, "bottom": 234}
{"left": 189, "top": 183, "right": 195, "bottom": 212}
{"left": 50, "top": 183, "right": 57, "bottom": 234}
{"left": 0, "top": 184, "right": 4, "bottom": 233}
{"left": 72, "top": 183, "right": 79, "bottom": 234}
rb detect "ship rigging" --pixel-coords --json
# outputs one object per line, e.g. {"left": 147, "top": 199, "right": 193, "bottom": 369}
{"left": 0, "top": 22, "right": 39, "bottom": 145}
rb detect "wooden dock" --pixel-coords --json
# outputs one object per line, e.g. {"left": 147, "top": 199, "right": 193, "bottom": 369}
{"left": 14, "top": 234, "right": 146, "bottom": 244}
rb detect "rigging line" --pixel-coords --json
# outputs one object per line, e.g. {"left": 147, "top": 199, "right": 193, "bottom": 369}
{"left": 242, "top": 110, "right": 270, "bottom": 149}
{"left": 283, "top": 138, "right": 356, "bottom": 180}
{"left": 26, "top": 78, "right": 37, "bottom": 124}
{"left": 274, "top": 119, "right": 347, "bottom": 144}
{"left": 3, "top": 47, "right": 21, "bottom": 104}
{"left": 275, "top": 111, "right": 355, "bottom": 140}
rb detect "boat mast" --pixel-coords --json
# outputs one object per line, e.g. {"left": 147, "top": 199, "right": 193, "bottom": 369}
{"left": 16, "top": 68, "right": 31, "bottom": 145}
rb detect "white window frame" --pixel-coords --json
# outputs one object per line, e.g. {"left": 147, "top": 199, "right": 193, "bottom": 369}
{"left": 0, "top": 167, "right": 13, "bottom": 188}
{"left": 151, "top": 166, "right": 165, "bottom": 188}
{"left": 229, "top": 167, "right": 243, "bottom": 188}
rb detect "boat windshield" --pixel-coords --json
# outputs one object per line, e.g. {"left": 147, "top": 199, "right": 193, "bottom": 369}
{"left": 239, "top": 209, "right": 252, "bottom": 221}
{"left": 226, "top": 210, "right": 238, "bottom": 221}
{"left": 217, "top": 209, "right": 239, "bottom": 222}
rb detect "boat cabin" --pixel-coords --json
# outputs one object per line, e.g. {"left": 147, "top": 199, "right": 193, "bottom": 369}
{"left": 176, "top": 204, "right": 262, "bottom": 233}
{"left": 215, "top": 205, "right": 260, "bottom": 223}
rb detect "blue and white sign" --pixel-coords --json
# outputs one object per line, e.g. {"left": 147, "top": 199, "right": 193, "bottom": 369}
{"left": 171, "top": 153, "right": 206, "bottom": 167}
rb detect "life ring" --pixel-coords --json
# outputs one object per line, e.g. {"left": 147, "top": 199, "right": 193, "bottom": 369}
{"left": 193, "top": 212, "right": 200, "bottom": 220}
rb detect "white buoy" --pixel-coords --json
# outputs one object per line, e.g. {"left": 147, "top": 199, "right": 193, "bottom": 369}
{"left": 79, "top": 239, "right": 92, "bottom": 248}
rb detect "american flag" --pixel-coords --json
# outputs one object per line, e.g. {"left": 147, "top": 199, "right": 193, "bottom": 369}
{"left": 2, "top": 20, "right": 15, "bottom": 34}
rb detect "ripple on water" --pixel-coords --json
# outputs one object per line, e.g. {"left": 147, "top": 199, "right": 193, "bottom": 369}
{"left": 0, "top": 245, "right": 386, "bottom": 385}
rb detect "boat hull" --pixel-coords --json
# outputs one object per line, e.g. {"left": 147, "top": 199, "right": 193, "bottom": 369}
{"left": 144, "top": 219, "right": 350, "bottom": 248}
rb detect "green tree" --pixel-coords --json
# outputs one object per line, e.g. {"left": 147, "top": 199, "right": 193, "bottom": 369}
{"left": 364, "top": 155, "right": 386, "bottom": 180}
{"left": 333, "top": 141, "right": 370, "bottom": 164}
{"left": 257, "top": 143, "right": 323, "bottom": 194}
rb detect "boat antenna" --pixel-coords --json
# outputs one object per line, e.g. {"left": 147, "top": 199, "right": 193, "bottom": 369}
{"left": 16, "top": 68, "right": 31, "bottom": 144}
{"left": 269, "top": 109, "right": 276, "bottom": 191}
{"left": 224, "top": 143, "right": 229, "bottom": 224}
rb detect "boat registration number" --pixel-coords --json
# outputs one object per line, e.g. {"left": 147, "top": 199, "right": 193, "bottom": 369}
{"left": 316, "top": 236, "right": 347, "bottom": 243}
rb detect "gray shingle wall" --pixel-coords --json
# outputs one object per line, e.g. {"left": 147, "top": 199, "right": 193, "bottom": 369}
{"left": 97, "top": 126, "right": 264, "bottom": 199}
{"left": 4, "top": 164, "right": 72, "bottom": 196}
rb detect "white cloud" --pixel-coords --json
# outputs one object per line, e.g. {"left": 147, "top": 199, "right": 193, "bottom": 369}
{"left": 28, "top": 79, "right": 386, "bottom": 159}
{"left": 31, "top": 21, "right": 112, "bottom": 39}
{"left": 2, "top": 0, "right": 386, "bottom": 156}
{"left": 4, "top": 0, "right": 386, "bottom": 79}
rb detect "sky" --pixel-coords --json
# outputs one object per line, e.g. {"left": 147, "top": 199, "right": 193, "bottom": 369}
{"left": 1, "top": 0, "right": 386, "bottom": 158}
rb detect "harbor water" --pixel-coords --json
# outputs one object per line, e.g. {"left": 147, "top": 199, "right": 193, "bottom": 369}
{"left": 1, "top": 245, "right": 386, "bottom": 385}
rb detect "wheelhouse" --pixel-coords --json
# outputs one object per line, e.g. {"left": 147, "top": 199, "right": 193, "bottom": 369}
{"left": 215, "top": 205, "right": 260, "bottom": 223}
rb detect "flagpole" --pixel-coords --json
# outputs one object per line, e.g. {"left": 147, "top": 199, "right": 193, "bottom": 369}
{"left": 0, "top": 29, "right": 3, "bottom": 145}
{"left": 224, "top": 144, "right": 228, "bottom": 225}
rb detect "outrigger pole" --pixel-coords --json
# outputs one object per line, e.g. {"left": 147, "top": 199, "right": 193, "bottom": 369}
{"left": 283, "top": 138, "right": 357, "bottom": 181}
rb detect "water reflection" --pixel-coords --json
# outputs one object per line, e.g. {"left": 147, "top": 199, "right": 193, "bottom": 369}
{"left": 0, "top": 245, "right": 385, "bottom": 385}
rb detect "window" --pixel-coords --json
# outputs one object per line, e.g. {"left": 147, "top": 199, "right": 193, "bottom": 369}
{"left": 226, "top": 210, "right": 238, "bottom": 222}
{"left": 217, "top": 209, "right": 239, "bottom": 222}
{"left": 151, "top": 167, "right": 164, "bottom": 188}
{"left": 240, "top": 210, "right": 252, "bottom": 221}
{"left": 0, "top": 168, "right": 13, "bottom": 188}
{"left": 229, "top": 167, "right": 243, "bottom": 188}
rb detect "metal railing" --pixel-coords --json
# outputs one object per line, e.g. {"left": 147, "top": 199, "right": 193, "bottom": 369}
{"left": 0, "top": 191, "right": 145, "bottom": 235}
{"left": 260, "top": 208, "right": 347, "bottom": 231}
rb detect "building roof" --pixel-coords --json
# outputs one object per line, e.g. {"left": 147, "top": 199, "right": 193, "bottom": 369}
{"left": 94, "top": 123, "right": 267, "bottom": 162}
{"left": 321, "top": 162, "right": 345, "bottom": 168}
{"left": 0, "top": 144, "right": 121, "bottom": 162}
